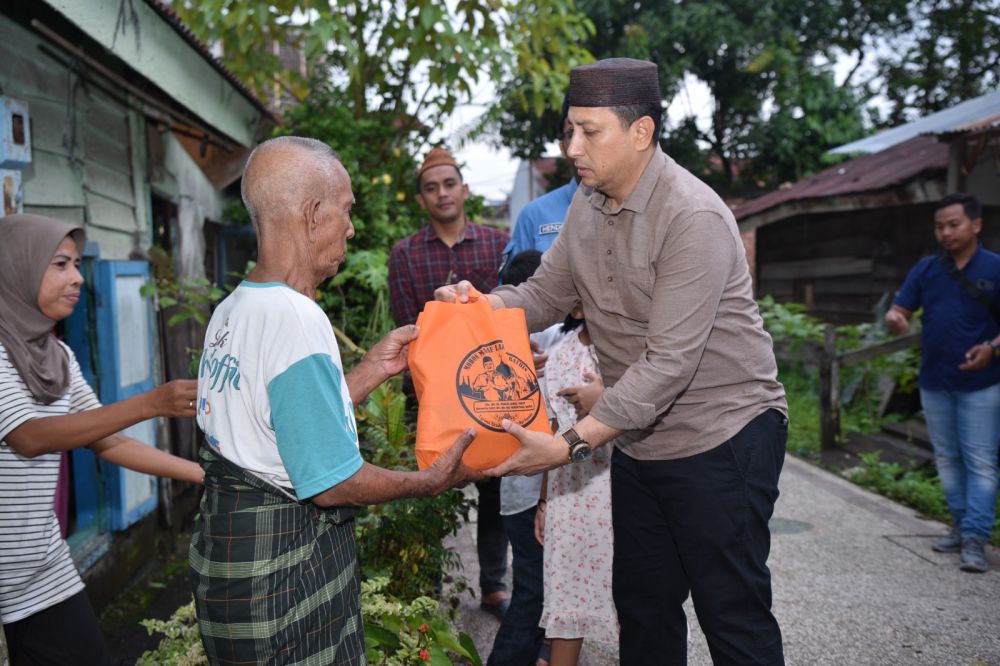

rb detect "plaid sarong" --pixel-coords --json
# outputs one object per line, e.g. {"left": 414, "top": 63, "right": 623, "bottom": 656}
{"left": 189, "top": 446, "right": 365, "bottom": 665}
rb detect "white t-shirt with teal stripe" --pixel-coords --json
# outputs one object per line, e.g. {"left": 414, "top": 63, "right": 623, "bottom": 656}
{"left": 196, "top": 282, "right": 363, "bottom": 500}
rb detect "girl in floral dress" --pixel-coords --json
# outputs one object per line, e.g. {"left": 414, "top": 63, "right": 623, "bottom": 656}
{"left": 535, "top": 304, "right": 618, "bottom": 665}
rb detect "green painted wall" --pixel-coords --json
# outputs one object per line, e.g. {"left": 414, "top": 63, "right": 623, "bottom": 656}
{"left": 44, "top": 0, "right": 261, "bottom": 148}
{"left": 0, "top": 13, "right": 140, "bottom": 258}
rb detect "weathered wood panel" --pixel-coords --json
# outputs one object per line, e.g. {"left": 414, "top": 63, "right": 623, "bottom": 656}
{"left": 22, "top": 97, "right": 74, "bottom": 156}
{"left": 85, "top": 161, "right": 135, "bottom": 208}
{"left": 811, "top": 278, "right": 900, "bottom": 296}
{"left": 21, "top": 150, "right": 86, "bottom": 207}
{"left": 83, "top": 103, "right": 131, "bottom": 170}
{"left": 86, "top": 193, "right": 139, "bottom": 235}
{"left": 0, "top": 16, "right": 68, "bottom": 101}
{"left": 759, "top": 257, "right": 873, "bottom": 281}
{"left": 83, "top": 225, "right": 134, "bottom": 259}
{"left": 23, "top": 205, "right": 85, "bottom": 225}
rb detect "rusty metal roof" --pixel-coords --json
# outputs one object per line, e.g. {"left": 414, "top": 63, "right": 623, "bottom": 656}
{"left": 733, "top": 135, "right": 948, "bottom": 222}
{"left": 829, "top": 89, "right": 1000, "bottom": 155}
{"left": 143, "top": 0, "right": 279, "bottom": 123}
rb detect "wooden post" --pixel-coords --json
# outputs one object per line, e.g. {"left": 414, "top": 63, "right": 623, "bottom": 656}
{"left": 819, "top": 325, "right": 840, "bottom": 451}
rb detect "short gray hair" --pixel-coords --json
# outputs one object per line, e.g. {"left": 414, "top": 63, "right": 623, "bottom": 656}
{"left": 241, "top": 136, "right": 342, "bottom": 228}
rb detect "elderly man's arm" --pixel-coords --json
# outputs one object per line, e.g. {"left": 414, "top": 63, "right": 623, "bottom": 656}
{"left": 345, "top": 325, "right": 418, "bottom": 404}
{"left": 311, "top": 428, "right": 483, "bottom": 506}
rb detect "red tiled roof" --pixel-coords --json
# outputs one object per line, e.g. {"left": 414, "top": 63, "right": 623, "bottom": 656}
{"left": 734, "top": 135, "right": 948, "bottom": 222}
{"left": 143, "top": 0, "right": 279, "bottom": 123}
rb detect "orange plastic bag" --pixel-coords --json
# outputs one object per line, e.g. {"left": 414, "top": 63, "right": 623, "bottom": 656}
{"left": 408, "top": 291, "right": 552, "bottom": 470}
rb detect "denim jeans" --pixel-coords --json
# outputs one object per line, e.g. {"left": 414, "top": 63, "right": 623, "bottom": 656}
{"left": 611, "top": 409, "right": 787, "bottom": 666}
{"left": 920, "top": 384, "right": 1000, "bottom": 539}
{"left": 487, "top": 506, "right": 545, "bottom": 666}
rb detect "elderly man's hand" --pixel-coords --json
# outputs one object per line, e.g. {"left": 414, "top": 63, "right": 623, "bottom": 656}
{"left": 434, "top": 279, "right": 477, "bottom": 303}
{"left": 424, "top": 427, "right": 485, "bottom": 493}
{"left": 483, "top": 420, "right": 568, "bottom": 477}
{"left": 365, "top": 325, "right": 419, "bottom": 378}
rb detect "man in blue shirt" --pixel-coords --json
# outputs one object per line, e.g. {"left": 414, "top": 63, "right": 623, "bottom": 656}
{"left": 886, "top": 192, "right": 1000, "bottom": 573}
{"left": 501, "top": 102, "right": 579, "bottom": 268}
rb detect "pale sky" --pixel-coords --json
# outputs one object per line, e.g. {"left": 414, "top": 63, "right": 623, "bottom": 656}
{"left": 442, "top": 73, "right": 714, "bottom": 202}
{"left": 445, "top": 51, "right": 876, "bottom": 202}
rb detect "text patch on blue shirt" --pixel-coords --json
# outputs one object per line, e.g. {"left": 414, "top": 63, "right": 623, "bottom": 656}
{"left": 268, "top": 354, "right": 363, "bottom": 499}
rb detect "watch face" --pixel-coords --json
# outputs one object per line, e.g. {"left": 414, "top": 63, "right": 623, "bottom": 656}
{"left": 570, "top": 442, "right": 592, "bottom": 463}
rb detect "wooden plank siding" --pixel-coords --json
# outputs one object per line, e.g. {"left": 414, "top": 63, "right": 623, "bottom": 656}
{"left": 754, "top": 203, "right": 943, "bottom": 324}
{"left": 752, "top": 198, "right": 1000, "bottom": 326}
{"left": 0, "top": 12, "right": 144, "bottom": 258}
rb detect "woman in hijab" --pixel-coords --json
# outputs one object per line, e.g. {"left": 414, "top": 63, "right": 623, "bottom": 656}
{"left": 0, "top": 214, "right": 203, "bottom": 665}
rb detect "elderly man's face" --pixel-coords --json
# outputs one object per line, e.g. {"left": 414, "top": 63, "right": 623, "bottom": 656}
{"left": 417, "top": 165, "right": 468, "bottom": 225}
{"left": 316, "top": 163, "right": 356, "bottom": 279}
{"left": 565, "top": 106, "right": 643, "bottom": 200}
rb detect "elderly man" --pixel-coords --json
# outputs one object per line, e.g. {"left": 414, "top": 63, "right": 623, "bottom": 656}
{"left": 190, "top": 136, "right": 481, "bottom": 664}
{"left": 438, "top": 59, "right": 788, "bottom": 665}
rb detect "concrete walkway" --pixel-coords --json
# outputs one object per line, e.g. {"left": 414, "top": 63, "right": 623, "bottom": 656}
{"left": 447, "top": 454, "right": 1000, "bottom": 665}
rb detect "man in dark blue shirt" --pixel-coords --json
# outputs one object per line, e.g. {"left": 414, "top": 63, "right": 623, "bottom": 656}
{"left": 886, "top": 192, "right": 1000, "bottom": 573}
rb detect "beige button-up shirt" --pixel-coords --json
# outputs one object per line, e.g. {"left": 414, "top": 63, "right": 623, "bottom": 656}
{"left": 492, "top": 147, "right": 786, "bottom": 460}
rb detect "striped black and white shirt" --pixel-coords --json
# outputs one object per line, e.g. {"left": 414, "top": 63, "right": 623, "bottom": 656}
{"left": 0, "top": 341, "right": 100, "bottom": 623}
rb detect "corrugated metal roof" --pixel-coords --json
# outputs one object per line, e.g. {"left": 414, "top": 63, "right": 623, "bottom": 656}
{"left": 829, "top": 89, "right": 1000, "bottom": 155}
{"left": 734, "top": 135, "right": 947, "bottom": 222}
{"left": 143, "top": 0, "right": 279, "bottom": 123}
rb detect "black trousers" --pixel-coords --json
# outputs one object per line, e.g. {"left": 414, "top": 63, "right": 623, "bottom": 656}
{"left": 611, "top": 409, "right": 787, "bottom": 666}
{"left": 4, "top": 590, "right": 111, "bottom": 666}
{"left": 488, "top": 506, "right": 545, "bottom": 665}
{"left": 476, "top": 476, "right": 510, "bottom": 594}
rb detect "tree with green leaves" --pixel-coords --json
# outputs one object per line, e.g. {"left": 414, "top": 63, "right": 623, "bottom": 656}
{"left": 175, "top": 0, "right": 592, "bottom": 128}
{"left": 876, "top": 0, "right": 1000, "bottom": 125}
{"left": 494, "top": 0, "right": 1000, "bottom": 193}
{"left": 175, "top": 0, "right": 592, "bottom": 346}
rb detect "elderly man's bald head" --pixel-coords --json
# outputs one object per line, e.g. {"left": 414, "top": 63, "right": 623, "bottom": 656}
{"left": 241, "top": 137, "right": 346, "bottom": 233}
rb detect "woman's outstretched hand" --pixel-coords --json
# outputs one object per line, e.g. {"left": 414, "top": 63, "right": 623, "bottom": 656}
{"left": 148, "top": 379, "right": 198, "bottom": 418}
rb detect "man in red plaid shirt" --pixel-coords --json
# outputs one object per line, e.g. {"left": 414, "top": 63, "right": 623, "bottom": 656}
{"left": 388, "top": 146, "right": 512, "bottom": 618}
{"left": 388, "top": 147, "right": 509, "bottom": 328}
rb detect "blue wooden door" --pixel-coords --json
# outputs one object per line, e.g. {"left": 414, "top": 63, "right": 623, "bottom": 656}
{"left": 63, "top": 243, "right": 108, "bottom": 563}
{"left": 93, "top": 260, "right": 160, "bottom": 531}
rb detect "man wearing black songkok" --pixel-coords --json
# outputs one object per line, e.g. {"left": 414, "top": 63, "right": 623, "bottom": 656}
{"left": 437, "top": 58, "right": 788, "bottom": 665}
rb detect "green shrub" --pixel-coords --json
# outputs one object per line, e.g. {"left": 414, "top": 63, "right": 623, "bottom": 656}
{"left": 137, "top": 600, "right": 205, "bottom": 665}
{"left": 842, "top": 453, "right": 1000, "bottom": 547}
{"left": 138, "top": 580, "right": 482, "bottom": 666}
{"left": 354, "top": 383, "right": 475, "bottom": 601}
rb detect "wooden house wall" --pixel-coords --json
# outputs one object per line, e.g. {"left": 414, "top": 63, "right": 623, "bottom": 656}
{"left": 0, "top": 12, "right": 148, "bottom": 259}
{"left": 755, "top": 204, "right": 1000, "bottom": 324}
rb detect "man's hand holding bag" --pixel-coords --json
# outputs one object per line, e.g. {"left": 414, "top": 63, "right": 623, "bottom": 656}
{"left": 408, "top": 287, "right": 552, "bottom": 470}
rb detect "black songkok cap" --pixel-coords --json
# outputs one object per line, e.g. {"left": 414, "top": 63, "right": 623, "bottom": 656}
{"left": 568, "top": 58, "right": 661, "bottom": 107}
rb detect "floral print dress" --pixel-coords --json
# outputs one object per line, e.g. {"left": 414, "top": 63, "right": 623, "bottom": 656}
{"left": 539, "top": 327, "right": 618, "bottom": 643}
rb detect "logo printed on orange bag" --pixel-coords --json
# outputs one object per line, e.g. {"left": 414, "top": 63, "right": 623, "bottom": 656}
{"left": 457, "top": 340, "right": 541, "bottom": 432}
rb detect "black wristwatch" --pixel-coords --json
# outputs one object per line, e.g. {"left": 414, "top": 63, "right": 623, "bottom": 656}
{"left": 562, "top": 427, "right": 592, "bottom": 463}
{"left": 989, "top": 340, "right": 1000, "bottom": 359}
